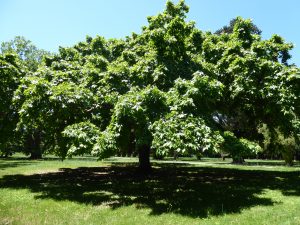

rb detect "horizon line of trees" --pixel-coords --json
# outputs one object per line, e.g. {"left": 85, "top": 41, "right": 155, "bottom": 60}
{"left": 1, "top": 0, "right": 299, "bottom": 172}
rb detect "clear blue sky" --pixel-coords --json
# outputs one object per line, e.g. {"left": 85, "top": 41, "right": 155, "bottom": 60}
{"left": 1, "top": 0, "right": 299, "bottom": 66}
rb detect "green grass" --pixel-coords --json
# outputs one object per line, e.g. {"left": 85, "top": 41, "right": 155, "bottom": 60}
{"left": 1, "top": 156, "right": 300, "bottom": 225}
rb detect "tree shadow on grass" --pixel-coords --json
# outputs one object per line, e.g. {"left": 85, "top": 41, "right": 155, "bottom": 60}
{"left": 0, "top": 163, "right": 300, "bottom": 218}
{"left": 0, "top": 161, "right": 37, "bottom": 170}
{"left": 243, "top": 161, "right": 300, "bottom": 167}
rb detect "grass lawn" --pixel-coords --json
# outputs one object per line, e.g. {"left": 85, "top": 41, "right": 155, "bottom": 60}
{"left": 1, "top": 156, "right": 300, "bottom": 225}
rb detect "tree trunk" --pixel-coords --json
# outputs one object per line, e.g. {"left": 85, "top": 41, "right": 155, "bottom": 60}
{"left": 138, "top": 144, "right": 151, "bottom": 174}
{"left": 27, "top": 131, "right": 42, "bottom": 159}
{"left": 295, "top": 151, "right": 300, "bottom": 161}
{"left": 29, "top": 151, "right": 42, "bottom": 159}
{"left": 232, "top": 156, "right": 245, "bottom": 164}
{"left": 282, "top": 149, "right": 294, "bottom": 167}
{"left": 173, "top": 151, "right": 178, "bottom": 160}
{"left": 0, "top": 153, "right": 9, "bottom": 158}
{"left": 127, "top": 129, "right": 136, "bottom": 157}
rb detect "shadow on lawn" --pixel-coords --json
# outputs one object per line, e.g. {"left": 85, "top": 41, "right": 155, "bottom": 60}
{"left": 244, "top": 161, "right": 300, "bottom": 167}
{"left": 0, "top": 161, "right": 37, "bottom": 170}
{"left": 0, "top": 163, "right": 300, "bottom": 218}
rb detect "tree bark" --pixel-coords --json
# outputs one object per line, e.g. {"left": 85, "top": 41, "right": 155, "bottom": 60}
{"left": 27, "top": 131, "right": 42, "bottom": 159}
{"left": 29, "top": 151, "right": 42, "bottom": 159}
{"left": 232, "top": 156, "right": 245, "bottom": 164}
{"left": 295, "top": 151, "right": 300, "bottom": 161}
{"left": 0, "top": 153, "right": 9, "bottom": 158}
{"left": 138, "top": 144, "right": 151, "bottom": 174}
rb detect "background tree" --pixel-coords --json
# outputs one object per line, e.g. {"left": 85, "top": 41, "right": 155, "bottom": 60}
{"left": 0, "top": 53, "right": 25, "bottom": 157}
{"left": 14, "top": 46, "right": 102, "bottom": 158}
{"left": 1, "top": 36, "right": 50, "bottom": 71}
{"left": 215, "top": 18, "right": 262, "bottom": 35}
{"left": 221, "top": 131, "right": 262, "bottom": 164}
{"left": 0, "top": 36, "right": 52, "bottom": 158}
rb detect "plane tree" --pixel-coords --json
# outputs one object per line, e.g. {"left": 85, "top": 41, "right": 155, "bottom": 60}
{"left": 9, "top": 1, "right": 300, "bottom": 168}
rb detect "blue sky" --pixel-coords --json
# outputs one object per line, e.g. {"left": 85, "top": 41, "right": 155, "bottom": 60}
{"left": 1, "top": 0, "right": 299, "bottom": 66}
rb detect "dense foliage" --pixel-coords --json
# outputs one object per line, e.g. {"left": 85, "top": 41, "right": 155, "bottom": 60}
{"left": 0, "top": 54, "right": 25, "bottom": 156}
{"left": 0, "top": 1, "right": 299, "bottom": 169}
{"left": 1, "top": 36, "right": 50, "bottom": 71}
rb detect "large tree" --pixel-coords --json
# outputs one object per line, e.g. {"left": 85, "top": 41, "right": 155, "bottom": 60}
{"left": 11, "top": 1, "right": 300, "bottom": 169}
{"left": 91, "top": 1, "right": 225, "bottom": 172}
{"left": 94, "top": 5, "right": 299, "bottom": 166}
